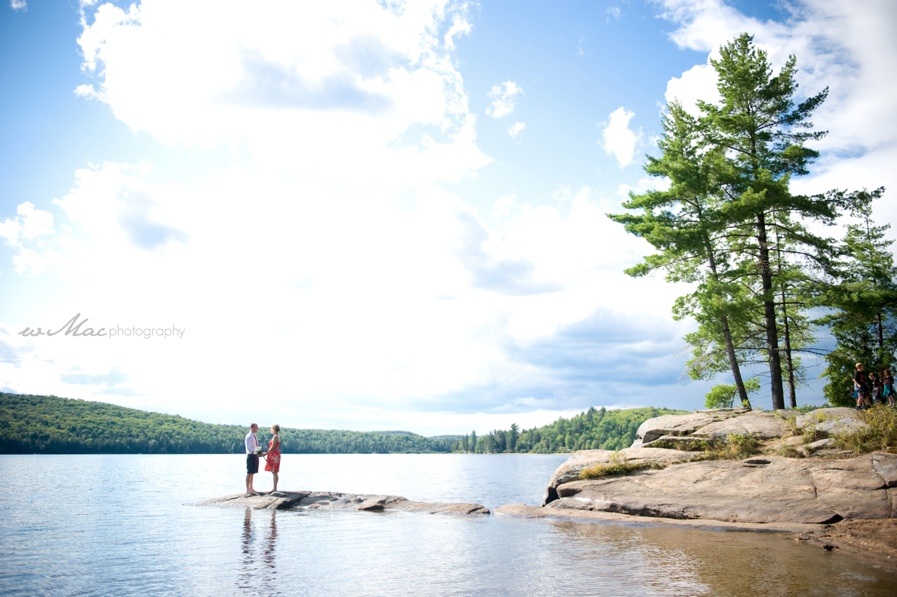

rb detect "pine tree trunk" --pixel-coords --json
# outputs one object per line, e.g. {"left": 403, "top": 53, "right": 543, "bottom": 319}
{"left": 757, "top": 211, "right": 786, "bottom": 409}
{"left": 782, "top": 307, "right": 797, "bottom": 408}
{"left": 706, "top": 235, "right": 751, "bottom": 408}
{"left": 721, "top": 314, "right": 751, "bottom": 408}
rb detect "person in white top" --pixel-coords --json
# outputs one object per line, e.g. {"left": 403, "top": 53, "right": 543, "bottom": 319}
{"left": 245, "top": 423, "right": 260, "bottom": 494}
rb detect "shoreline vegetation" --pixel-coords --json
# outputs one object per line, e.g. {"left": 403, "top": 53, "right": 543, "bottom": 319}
{"left": 0, "top": 392, "right": 682, "bottom": 455}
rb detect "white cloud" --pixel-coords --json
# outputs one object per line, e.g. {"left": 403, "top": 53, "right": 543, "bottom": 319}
{"left": 494, "top": 194, "right": 515, "bottom": 216}
{"left": 75, "top": 0, "right": 482, "bottom": 172}
{"left": 655, "top": 0, "right": 772, "bottom": 54}
{"left": 664, "top": 63, "right": 719, "bottom": 116}
{"left": 0, "top": 202, "right": 56, "bottom": 274}
{"left": 617, "top": 175, "right": 670, "bottom": 199}
{"left": 482, "top": 187, "right": 681, "bottom": 332}
{"left": 0, "top": 201, "right": 54, "bottom": 244}
{"left": 791, "top": 145, "right": 897, "bottom": 240}
{"left": 10, "top": 0, "right": 26, "bottom": 12}
{"left": 486, "top": 81, "right": 523, "bottom": 118}
{"left": 602, "top": 107, "right": 642, "bottom": 168}
{"left": 443, "top": 10, "right": 472, "bottom": 50}
{"left": 508, "top": 121, "right": 525, "bottom": 139}
{"left": 551, "top": 185, "right": 573, "bottom": 205}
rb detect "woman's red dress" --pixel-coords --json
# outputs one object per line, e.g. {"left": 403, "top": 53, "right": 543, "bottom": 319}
{"left": 265, "top": 437, "right": 281, "bottom": 473}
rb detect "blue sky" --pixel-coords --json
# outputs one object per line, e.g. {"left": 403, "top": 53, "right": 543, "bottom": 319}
{"left": 2, "top": 0, "right": 895, "bottom": 435}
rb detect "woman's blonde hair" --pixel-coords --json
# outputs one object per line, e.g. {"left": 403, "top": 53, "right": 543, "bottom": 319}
{"left": 272, "top": 424, "right": 281, "bottom": 433}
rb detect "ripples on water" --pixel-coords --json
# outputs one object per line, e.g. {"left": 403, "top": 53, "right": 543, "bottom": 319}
{"left": 1, "top": 454, "right": 896, "bottom": 596}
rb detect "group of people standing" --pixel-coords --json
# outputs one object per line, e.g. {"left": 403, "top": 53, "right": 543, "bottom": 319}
{"left": 854, "top": 363, "right": 895, "bottom": 410}
{"left": 244, "top": 423, "right": 282, "bottom": 495}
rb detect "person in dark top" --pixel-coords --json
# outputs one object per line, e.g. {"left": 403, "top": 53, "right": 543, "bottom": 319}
{"left": 854, "top": 363, "right": 870, "bottom": 410}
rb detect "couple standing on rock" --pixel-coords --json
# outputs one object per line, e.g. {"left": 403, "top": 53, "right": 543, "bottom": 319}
{"left": 245, "top": 423, "right": 281, "bottom": 495}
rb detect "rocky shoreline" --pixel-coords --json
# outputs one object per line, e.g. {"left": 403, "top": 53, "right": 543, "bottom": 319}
{"left": 200, "top": 408, "right": 897, "bottom": 568}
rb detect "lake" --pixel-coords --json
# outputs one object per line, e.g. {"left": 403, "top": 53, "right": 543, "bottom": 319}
{"left": 1, "top": 454, "right": 896, "bottom": 595}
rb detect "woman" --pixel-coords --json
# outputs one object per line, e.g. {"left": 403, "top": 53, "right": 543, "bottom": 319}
{"left": 263, "top": 424, "right": 281, "bottom": 493}
{"left": 883, "top": 369, "right": 895, "bottom": 407}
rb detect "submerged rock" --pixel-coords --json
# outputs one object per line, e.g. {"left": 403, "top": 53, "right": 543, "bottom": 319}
{"left": 197, "top": 490, "right": 490, "bottom": 516}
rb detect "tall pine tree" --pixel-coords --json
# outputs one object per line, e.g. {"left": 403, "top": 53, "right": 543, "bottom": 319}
{"left": 700, "top": 33, "right": 836, "bottom": 409}
{"left": 613, "top": 33, "right": 846, "bottom": 410}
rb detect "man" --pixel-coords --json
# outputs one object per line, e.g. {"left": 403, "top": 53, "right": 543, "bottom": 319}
{"left": 854, "top": 363, "right": 870, "bottom": 410}
{"left": 245, "top": 423, "right": 260, "bottom": 494}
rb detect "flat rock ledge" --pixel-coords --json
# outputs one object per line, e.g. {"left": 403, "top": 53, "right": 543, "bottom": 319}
{"left": 543, "top": 409, "right": 896, "bottom": 525}
{"left": 541, "top": 452, "right": 897, "bottom": 524}
{"left": 197, "top": 490, "right": 490, "bottom": 516}
{"left": 525, "top": 408, "right": 897, "bottom": 565}
{"left": 545, "top": 453, "right": 897, "bottom": 524}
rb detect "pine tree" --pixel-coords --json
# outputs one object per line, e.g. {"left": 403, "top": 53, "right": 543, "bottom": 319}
{"left": 699, "top": 33, "right": 837, "bottom": 409}
{"left": 611, "top": 33, "right": 858, "bottom": 410}
{"left": 818, "top": 188, "right": 897, "bottom": 405}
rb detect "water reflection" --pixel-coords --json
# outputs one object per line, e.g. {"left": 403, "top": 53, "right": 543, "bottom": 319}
{"left": 236, "top": 508, "right": 279, "bottom": 594}
{"left": 263, "top": 509, "right": 278, "bottom": 570}
{"left": 550, "top": 520, "right": 897, "bottom": 596}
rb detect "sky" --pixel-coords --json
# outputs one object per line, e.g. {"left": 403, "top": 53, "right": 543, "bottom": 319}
{"left": 1, "top": 0, "right": 895, "bottom": 436}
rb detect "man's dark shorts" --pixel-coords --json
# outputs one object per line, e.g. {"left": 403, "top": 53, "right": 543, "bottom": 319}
{"left": 246, "top": 454, "right": 259, "bottom": 474}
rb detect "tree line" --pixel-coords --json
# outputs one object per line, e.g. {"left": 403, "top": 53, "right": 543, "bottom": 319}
{"left": 610, "top": 33, "right": 896, "bottom": 410}
{"left": 0, "top": 393, "right": 456, "bottom": 454}
{"left": 1, "top": 393, "right": 680, "bottom": 455}
{"left": 452, "top": 407, "right": 685, "bottom": 454}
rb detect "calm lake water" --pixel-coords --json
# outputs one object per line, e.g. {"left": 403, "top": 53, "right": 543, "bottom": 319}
{"left": 1, "top": 453, "right": 896, "bottom": 596}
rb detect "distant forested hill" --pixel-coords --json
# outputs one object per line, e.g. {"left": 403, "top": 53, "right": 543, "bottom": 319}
{"left": 453, "top": 406, "right": 689, "bottom": 453}
{"left": 0, "top": 393, "right": 457, "bottom": 454}
{"left": 0, "top": 393, "right": 685, "bottom": 455}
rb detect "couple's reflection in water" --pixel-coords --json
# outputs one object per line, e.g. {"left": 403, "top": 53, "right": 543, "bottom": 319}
{"left": 237, "top": 506, "right": 279, "bottom": 592}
